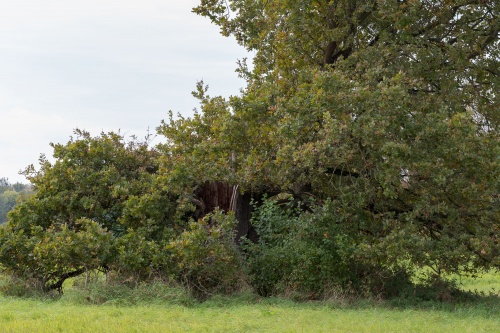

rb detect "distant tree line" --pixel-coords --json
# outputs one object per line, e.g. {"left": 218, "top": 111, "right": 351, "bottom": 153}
{"left": 0, "top": 178, "right": 33, "bottom": 224}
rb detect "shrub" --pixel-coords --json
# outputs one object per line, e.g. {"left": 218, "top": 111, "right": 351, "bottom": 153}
{"left": 243, "top": 198, "right": 352, "bottom": 298}
{"left": 110, "top": 228, "right": 168, "bottom": 283}
{"left": 0, "top": 131, "right": 183, "bottom": 291}
{"left": 243, "top": 198, "right": 414, "bottom": 299}
{"left": 168, "top": 210, "right": 243, "bottom": 299}
{"left": 0, "top": 218, "right": 113, "bottom": 292}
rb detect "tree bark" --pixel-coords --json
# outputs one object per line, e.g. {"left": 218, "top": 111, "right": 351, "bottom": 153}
{"left": 195, "top": 181, "right": 258, "bottom": 244}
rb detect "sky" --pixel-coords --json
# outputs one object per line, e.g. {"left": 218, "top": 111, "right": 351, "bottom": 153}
{"left": 0, "top": 0, "right": 249, "bottom": 183}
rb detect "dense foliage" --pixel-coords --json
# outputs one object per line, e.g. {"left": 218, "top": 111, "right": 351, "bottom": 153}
{"left": 0, "top": 130, "right": 242, "bottom": 295}
{"left": 189, "top": 0, "right": 499, "bottom": 275}
{"left": 0, "top": 1, "right": 499, "bottom": 298}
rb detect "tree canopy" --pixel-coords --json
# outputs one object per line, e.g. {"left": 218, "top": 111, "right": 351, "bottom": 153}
{"left": 173, "top": 0, "right": 500, "bottom": 273}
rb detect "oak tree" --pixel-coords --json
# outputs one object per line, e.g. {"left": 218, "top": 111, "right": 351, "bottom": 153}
{"left": 162, "top": 0, "right": 500, "bottom": 277}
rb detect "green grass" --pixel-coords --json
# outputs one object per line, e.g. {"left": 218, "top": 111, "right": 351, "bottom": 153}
{"left": 458, "top": 271, "right": 500, "bottom": 295}
{"left": 0, "top": 295, "right": 498, "bottom": 333}
{"left": 0, "top": 272, "right": 498, "bottom": 332}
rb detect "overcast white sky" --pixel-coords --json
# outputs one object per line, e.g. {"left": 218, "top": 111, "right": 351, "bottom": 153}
{"left": 0, "top": 0, "right": 248, "bottom": 183}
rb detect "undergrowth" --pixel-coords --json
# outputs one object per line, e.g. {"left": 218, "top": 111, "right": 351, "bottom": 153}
{"left": 0, "top": 268, "right": 498, "bottom": 314}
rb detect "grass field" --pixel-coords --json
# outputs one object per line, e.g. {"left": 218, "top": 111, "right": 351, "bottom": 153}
{"left": 0, "top": 272, "right": 498, "bottom": 333}
{"left": 458, "top": 271, "right": 500, "bottom": 295}
{"left": 0, "top": 296, "right": 499, "bottom": 333}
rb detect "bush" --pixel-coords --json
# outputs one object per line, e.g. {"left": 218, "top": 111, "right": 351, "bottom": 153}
{"left": 0, "top": 218, "right": 113, "bottom": 292}
{"left": 243, "top": 198, "right": 352, "bottom": 298}
{"left": 110, "top": 228, "right": 169, "bottom": 283}
{"left": 0, "top": 131, "right": 184, "bottom": 292}
{"left": 168, "top": 210, "right": 244, "bottom": 299}
{"left": 243, "top": 198, "right": 414, "bottom": 299}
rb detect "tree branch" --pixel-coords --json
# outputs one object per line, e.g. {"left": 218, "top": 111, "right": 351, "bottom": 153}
{"left": 44, "top": 268, "right": 86, "bottom": 293}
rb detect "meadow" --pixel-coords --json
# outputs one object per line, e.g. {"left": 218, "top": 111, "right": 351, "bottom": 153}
{"left": 0, "top": 272, "right": 498, "bottom": 333}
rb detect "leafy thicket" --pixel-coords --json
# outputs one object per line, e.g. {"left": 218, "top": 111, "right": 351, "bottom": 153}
{"left": 1, "top": 0, "right": 499, "bottom": 299}
{"left": 242, "top": 198, "right": 355, "bottom": 297}
{"left": 0, "top": 130, "right": 242, "bottom": 296}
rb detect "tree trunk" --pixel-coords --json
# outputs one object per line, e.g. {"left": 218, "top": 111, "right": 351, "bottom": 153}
{"left": 195, "top": 181, "right": 258, "bottom": 244}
